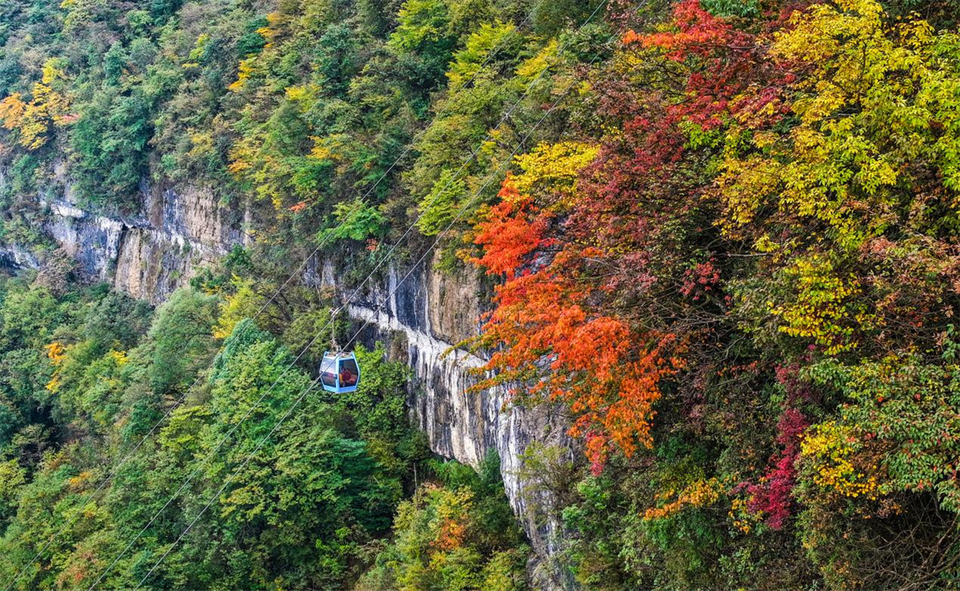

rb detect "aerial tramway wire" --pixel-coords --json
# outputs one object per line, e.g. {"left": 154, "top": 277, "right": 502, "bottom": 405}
{"left": 0, "top": 11, "right": 538, "bottom": 591}
{"left": 79, "top": 3, "right": 611, "bottom": 589}
{"left": 130, "top": 42, "right": 614, "bottom": 591}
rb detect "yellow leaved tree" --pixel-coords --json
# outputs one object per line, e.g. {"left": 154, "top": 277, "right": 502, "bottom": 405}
{"left": 0, "top": 58, "right": 72, "bottom": 150}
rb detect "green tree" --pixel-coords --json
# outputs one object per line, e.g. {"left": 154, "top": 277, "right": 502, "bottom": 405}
{"left": 145, "top": 288, "right": 218, "bottom": 395}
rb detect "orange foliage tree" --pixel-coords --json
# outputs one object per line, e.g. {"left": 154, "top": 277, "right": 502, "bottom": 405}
{"left": 470, "top": 175, "right": 685, "bottom": 472}
{"left": 469, "top": 0, "right": 790, "bottom": 471}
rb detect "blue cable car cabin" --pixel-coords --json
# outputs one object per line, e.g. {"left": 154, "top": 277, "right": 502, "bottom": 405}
{"left": 320, "top": 352, "right": 361, "bottom": 394}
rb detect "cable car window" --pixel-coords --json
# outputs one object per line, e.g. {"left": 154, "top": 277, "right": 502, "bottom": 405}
{"left": 339, "top": 358, "right": 359, "bottom": 387}
{"left": 320, "top": 356, "right": 338, "bottom": 388}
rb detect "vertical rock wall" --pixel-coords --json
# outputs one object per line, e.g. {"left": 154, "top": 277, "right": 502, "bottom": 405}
{"left": 36, "top": 182, "right": 246, "bottom": 303}
{"left": 341, "top": 255, "right": 574, "bottom": 589}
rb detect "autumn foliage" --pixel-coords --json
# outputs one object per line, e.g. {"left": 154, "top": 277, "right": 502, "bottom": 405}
{"left": 1, "top": 0, "right": 960, "bottom": 587}
{"left": 470, "top": 0, "right": 781, "bottom": 469}
{"left": 471, "top": 165, "right": 686, "bottom": 471}
{"left": 470, "top": 0, "right": 960, "bottom": 586}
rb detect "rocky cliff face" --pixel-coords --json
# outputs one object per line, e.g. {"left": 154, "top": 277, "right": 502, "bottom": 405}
{"left": 21, "top": 174, "right": 248, "bottom": 304}
{"left": 341, "top": 257, "right": 574, "bottom": 587}
{"left": 7, "top": 183, "right": 575, "bottom": 588}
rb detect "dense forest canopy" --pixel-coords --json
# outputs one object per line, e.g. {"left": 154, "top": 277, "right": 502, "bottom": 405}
{"left": 1, "top": 0, "right": 960, "bottom": 589}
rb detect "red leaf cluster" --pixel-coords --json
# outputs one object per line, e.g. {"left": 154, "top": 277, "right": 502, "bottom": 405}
{"left": 470, "top": 1, "right": 797, "bottom": 470}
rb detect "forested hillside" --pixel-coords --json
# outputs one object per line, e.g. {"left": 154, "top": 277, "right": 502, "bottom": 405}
{"left": 2, "top": 0, "right": 960, "bottom": 589}
{"left": 0, "top": 275, "right": 527, "bottom": 589}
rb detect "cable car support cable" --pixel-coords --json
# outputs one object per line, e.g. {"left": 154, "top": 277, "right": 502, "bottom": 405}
{"left": 131, "top": 43, "right": 612, "bottom": 590}
{"left": 0, "top": 11, "right": 536, "bottom": 590}
{"left": 81, "top": 4, "right": 611, "bottom": 588}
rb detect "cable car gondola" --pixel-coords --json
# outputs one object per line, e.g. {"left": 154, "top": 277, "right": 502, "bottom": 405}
{"left": 319, "top": 351, "right": 361, "bottom": 394}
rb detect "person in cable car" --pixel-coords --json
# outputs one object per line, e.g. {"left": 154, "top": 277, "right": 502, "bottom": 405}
{"left": 339, "top": 364, "right": 357, "bottom": 387}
